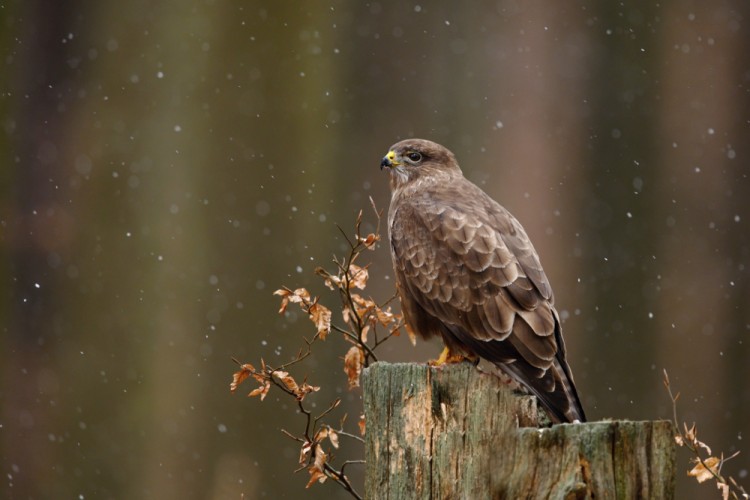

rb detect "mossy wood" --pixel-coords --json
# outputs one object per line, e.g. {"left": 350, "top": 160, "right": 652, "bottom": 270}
{"left": 363, "top": 362, "right": 675, "bottom": 499}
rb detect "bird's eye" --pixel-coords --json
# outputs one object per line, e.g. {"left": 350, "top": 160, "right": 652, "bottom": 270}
{"left": 407, "top": 152, "right": 422, "bottom": 162}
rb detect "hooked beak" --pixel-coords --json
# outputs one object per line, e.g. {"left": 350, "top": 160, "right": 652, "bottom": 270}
{"left": 380, "top": 150, "right": 400, "bottom": 170}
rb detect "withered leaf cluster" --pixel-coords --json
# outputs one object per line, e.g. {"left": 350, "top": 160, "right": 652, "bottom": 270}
{"left": 274, "top": 287, "right": 332, "bottom": 340}
{"left": 230, "top": 360, "right": 320, "bottom": 402}
{"left": 301, "top": 426, "right": 340, "bottom": 488}
{"left": 663, "top": 370, "right": 748, "bottom": 500}
{"left": 229, "top": 203, "right": 397, "bottom": 500}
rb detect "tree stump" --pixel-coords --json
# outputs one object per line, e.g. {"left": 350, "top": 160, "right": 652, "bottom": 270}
{"left": 363, "top": 362, "right": 675, "bottom": 499}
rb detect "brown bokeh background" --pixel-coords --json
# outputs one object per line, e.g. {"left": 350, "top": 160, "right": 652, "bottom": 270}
{"left": 1, "top": 1, "right": 748, "bottom": 498}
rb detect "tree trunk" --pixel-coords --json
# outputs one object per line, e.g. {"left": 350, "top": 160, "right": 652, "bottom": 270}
{"left": 363, "top": 362, "right": 675, "bottom": 499}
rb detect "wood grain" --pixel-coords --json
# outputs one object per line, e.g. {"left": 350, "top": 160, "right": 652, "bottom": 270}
{"left": 363, "top": 362, "right": 675, "bottom": 499}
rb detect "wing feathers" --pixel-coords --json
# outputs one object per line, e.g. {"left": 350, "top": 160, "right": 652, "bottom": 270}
{"left": 506, "top": 278, "right": 539, "bottom": 310}
{"left": 464, "top": 249, "right": 494, "bottom": 272}
{"left": 513, "top": 316, "right": 557, "bottom": 364}
{"left": 389, "top": 180, "right": 585, "bottom": 423}
{"left": 518, "top": 304, "right": 555, "bottom": 336}
{"left": 483, "top": 295, "right": 514, "bottom": 336}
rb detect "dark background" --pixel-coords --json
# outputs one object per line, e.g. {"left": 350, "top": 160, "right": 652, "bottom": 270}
{"left": 1, "top": 1, "right": 748, "bottom": 498}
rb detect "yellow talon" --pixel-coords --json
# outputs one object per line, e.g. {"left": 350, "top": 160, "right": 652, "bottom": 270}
{"left": 429, "top": 346, "right": 476, "bottom": 366}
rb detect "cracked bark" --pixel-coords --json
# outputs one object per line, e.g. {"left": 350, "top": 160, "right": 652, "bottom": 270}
{"left": 363, "top": 362, "right": 675, "bottom": 499}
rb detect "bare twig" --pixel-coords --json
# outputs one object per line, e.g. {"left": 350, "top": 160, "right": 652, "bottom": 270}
{"left": 333, "top": 429, "right": 365, "bottom": 444}
{"left": 323, "top": 462, "right": 363, "bottom": 500}
{"left": 280, "top": 428, "right": 304, "bottom": 443}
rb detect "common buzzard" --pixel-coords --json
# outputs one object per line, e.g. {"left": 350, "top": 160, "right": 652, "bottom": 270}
{"left": 381, "top": 138, "right": 586, "bottom": 423}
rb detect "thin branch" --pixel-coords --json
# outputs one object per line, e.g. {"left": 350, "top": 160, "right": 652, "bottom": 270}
{"left": 373, "top": 323, "right": 403, "bottom": 350}
{"left": 663, "top": 369, "right": 748, "bottom": 499}
{"left": 334, "top": 430, "right": 365, "bottom": 444}
{"left": 331, "top": 323, "right": 379, "bottom": 362}
{"left": 379, "top": 292, "right": 401, "bottom": 308}
{"left": 340, "top": 459, "right": 366, "bottom": 475}
{"left": 299, "top": 399, "right": 313, "bottom": 440}
{"left": 314, "top": 398, "right": 342, "bottom": 428}
{"left": 336, "top": 223, "right": 355, "bottom": 249}
{"left": 323, "top": 462, "right": 363, "bottom": 500}
{"left": 341, "top": 459, "right": 366, "bottom": 467}
{"left": 280, "top": 429, "right": 305, "bottom": 443}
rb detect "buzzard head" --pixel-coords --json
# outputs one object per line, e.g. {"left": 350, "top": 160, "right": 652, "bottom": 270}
{"left": 380, "top": 138, "right": 461, "bottom": 190}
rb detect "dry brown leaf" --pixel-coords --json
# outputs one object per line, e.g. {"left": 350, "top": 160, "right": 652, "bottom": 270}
{"left": 688, "top": 456, "right": 720, "bottom": 483}
{"left": 313, "top": 446, "right": 327, "bottom": 471}
{"left": 315, "top": 267, "right": 341, "bottom": 291}
{"left": 348, "top": 264, "right": 369, "bottom": 290}
{"left": 360, "top": 325, "right": 370, "bottom": 344}
{"left": 314, "top": 427, "right": 328, "bottom": 444}
{"left": 341, "top": 305, "right": 352, "bottom": 326}
{"left": 298, "top": 382, "right": 320, "bottom": 400}
{"left": 683, "top": 423, "right": 712, "bottom": 455}
{"left": 328, "top": 429, "right": 339, "bottom": 449}
{"left": 718, "top": 481, "right": 730, "bottom": 500}
{"left": 695, "top": 438, "right": 712, "bottom": 456}
{"left": 306, "top": 465, "right": 327, "bottom": 488}
{"left": 684, "top": 423, "right": 697, "bottom": 442}
{"left": 230, "top": 363, "right": 255, "bottom": 393}
{"left": 306, "top": 447, "right": 328, "bottom": 488}
{"left": 274, "top": 370, "right": 299, "bottom": 394}
{"left": 308, "top": 302, "right": 331, "bottom": 339}
{"left": 351, "top": 293, "right": 372, "bottom": 309}
{"left": 293, "top": 288, "right": 311, "bottom": 302}
{"left": 274, "top": 287, "right": 311, "bottom": 314}
{"left": 281, "top": 375, "right": 299, "bottom": 394}
{"left": 360, "top": 232, "right": 380, "bottom": 249}
{"left": 358, "top": 414, "right": 366, "bottom": 436}
{"left": 273, "top": 288, "right": 291, "bottom": 314}
{"left": 299, "top": 441, "right": 312, "bottom": 465}
{"left": 350, "top": 294, "right": 381, "bottom": 326}
{"left": 323, "top": 274, "right": 341, "bottom": 291}
{"left": 248, "top": 380, "right": 271, "bottom": 401}
{"left": 375, "top": 306, "right": 396, "bottom": 326}
{"left": 344, "top": 346, "right": 365, "bottom": 389}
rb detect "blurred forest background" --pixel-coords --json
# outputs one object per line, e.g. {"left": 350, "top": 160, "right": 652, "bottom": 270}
{"left": 1, "top": 1, "right": 749, "bottom": 498}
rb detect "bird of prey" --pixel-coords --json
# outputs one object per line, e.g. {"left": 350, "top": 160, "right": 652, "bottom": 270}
{"left": 380, "top": 138, "right": 586, "bottom": 424}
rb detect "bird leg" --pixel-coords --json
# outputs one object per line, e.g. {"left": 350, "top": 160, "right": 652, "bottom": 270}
{"left": 429, "top": 346, "right": 478, "bottom": 366}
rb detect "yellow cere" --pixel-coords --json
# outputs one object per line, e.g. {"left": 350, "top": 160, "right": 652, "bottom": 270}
{"left": 386, "top": 150, "right": 400, "bottom": 166}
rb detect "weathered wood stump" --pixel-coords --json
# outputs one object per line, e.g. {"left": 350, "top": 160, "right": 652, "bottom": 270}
{"left": 363, "top": 362, "right": 675, "bottom": 499}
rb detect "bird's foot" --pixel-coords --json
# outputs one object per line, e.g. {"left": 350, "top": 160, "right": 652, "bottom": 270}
{"left": 429, "top": 346, "right": 478, "bottom": 366}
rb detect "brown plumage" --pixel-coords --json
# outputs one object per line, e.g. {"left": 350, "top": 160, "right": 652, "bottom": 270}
{"left": 380, "top": 138, "right": 586, "bottom": 423}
